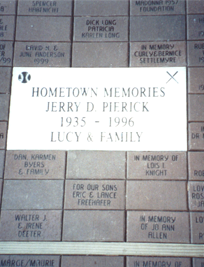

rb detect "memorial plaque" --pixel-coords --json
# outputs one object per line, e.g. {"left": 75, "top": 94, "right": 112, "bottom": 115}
{"left": 190, "top": 212, "right": 204, "bottom": 243}
{"left": 189, "top": 95, "right": 204, "bottom": 121}
{"left": 0, "top": 122, "right": 7, "bottom": 149}
{"left": 188, "top": 41, "right": 204, "bottom": 67}
{"left": 0, "top": 67, "right": 11, "bottom": 92}
{"left": 187, "top": 0, "right": 204, "bottom": 14}
{"left": 188, "top": 15, "right": 204, "bottom": 40}
{"left": 73, "top": 17, "right": 128, "bottom": 42}
{"left": 127, "top": 257, "right": 191, "bottom": 267}
{"left": 16, "top": 17, "right": 71, "bottom": 42}
{"left": 0, "top": 94, "right": 9, "bottom": 121}
{"left": 14, "top": 42, "right": 71, "bottom": 67}
{"left": 64, "top": 180, "right": 125, "bottom": 209}
{"left": 8, "top": 68, "right": 187, "bottom": 151}
{"left": 4, "top": 150, "right": 65, "bottom": 179}
{"left": 0, "top": 150, "right": 4, "bottom": 178}
{"left": 127, "top": 211, "right": 190, "bottom": 242}
{"left": 0, "top": 16, "right": 15, "bottom": 41}
{"left": 0, "top": 0, "right": 16, "bottom": 15}
{"left": 130, "top": 0, "right": 185, "bottom": 15}
{"left": 63, "top": 210, "right": 124, "bottom": 241}
{"left": 18, "top": 0, "right": 72, "bottom": 16}
{"left": 130, "top": 41, "right": 186, "bottom": 67}
{"left": 193, "top": 258, "right": 204, "bottom": 267}
{"left": 189, "top": 123, "right": 204, "bottom": 150}
{"left": 0, "top": 41, "right": 13, "bottom": 66}
{"left": 74, "top": 0, "right": 128, "bottom": 16}
{"left": 189, "top": 152, "right": 204, "bottom": 180}
{"left": 61, "top": 256, "right": 124, "bottom": 267}
{"left": 0, "top": 210, "right": 62, "bottom": 241}
{"left": 0, "top": 256, "right": 60, "bottom": 267}
{"left": 127, "top": 181, "right": 187, "bottom": 210}
{"left": 2, "top": 180, "right": 63, "bottom": 209}
{"left": 72, "top": 43, "right": 128, "bottom": 67}
{"left": 188, "top": 182, "right": 204, "bottom": 211}
{"left": 67, "top": 151, "right": 125, "bottom": 179}
{"left": 130, "top": 16, "right": 185, "bottom": 42}
{"left": 188, "top": 68, "right": 204, "bottom": 93}
{"left": 127, "top": 152, "right": 187, "bottom": 180}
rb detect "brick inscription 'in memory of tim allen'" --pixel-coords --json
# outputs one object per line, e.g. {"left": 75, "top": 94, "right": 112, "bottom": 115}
{"left": 7, "top": 68, "right": 187, "bottom": 151}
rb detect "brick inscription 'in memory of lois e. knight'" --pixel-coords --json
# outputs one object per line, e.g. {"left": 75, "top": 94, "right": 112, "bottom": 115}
{"left": 7, "top": 68, "right": 187, "bottom": 151}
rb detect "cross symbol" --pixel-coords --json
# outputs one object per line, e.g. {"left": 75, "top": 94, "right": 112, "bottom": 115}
{"left": 166, "top": 71, "right": 178, "bottom": 84}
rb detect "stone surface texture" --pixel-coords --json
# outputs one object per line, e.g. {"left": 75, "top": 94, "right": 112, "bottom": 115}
{"left": 131, "top": 0, "right": 185, "bottom": 15}
{"left": 14, "top": 42, "right": 71, "bottom": 67}
{"left": 189, "top": 95, "right": 204, "bottom": 121}
{"left": 17, "top": 0, "right": 72, "bottom": 16}
{"left": 190, "top": 212, "right": 204, "bottom": 243}
{"left": 0, "top": 67, "right": 11, "bottom": 92}
{"left": 72, "top": 43, "right": 128, "bottom": 67}
{"left": 127, "top": 152, "right": 187, "bottom": 180}
{"left": 0, "top": 41, "right": 13, "bottom": 66}
{"left": 127, "top": 211, "right": 190, "bottom": 242}
{"left": 0, "top": 122, "right": 6, "bottom": 149}
{"left": 127, "top": 257, "right": 191, "bottom": 267}
{"left": 0, "top": 149, "right": 5, "bottom": 178}
{"left": 127, "top": 181, "right": 187, "bottom": 210}
{"left": 0, "top": 94, "right": 9, "bottom": 120}
{"left": 189, "top": 123, "right": 204, "bottom": 150}
{"left": 4, "top": 151, "right": 65, "bottom": 179}
{"left": 63, "top": 210, "right": 124, "bottom": 241}
{"left": 189, "top": 152, "right": 204, "bottom": 180}
{"left": 130, "top": 41, "right": 186, "bottom": 67}
{"left": 0, "top": 210, "right": 62, "bottom": 241}
{"left": 61, "top": 256, "right": 124, "bottom": 267}
{"left": 188, "top": 68, "right": 204, "bottom": 93}
{"left": 16, "top": 17, "right": 71, "bottom": 41}
{"left": 188, "top": 182, "right": 204, "bottom": 211}
{"left": 67, "top": 151, "right": 126, "bottom": 179}
{"left": 64, "top": 180, "right": 125, "bottom": 209}
{"left": 74, "top": 0, "right": 128, "bottom": 16}
{"left": 2, "top": 180, "right": 63, "bottom": 209}
{"left": 130, "top": 16, "right": 185, "bottom": 41}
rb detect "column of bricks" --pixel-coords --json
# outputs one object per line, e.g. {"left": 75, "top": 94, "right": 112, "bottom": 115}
{"left": 129, "top": 0, "right": 186, "bottom": 67}
{"left": 126, "top": 152, "right": 189, "bottom": 243}
{"left": 127, "top": 0, "right": 189, "bottom": 244}
{"left": 0, "top": 0, "right": 16, "bottom": 212}
{"left": 0, "top": 151, "right": 65, "bottom": 241}
{"left": 62, "top": 151, "right": 126, "bottom": 241}
{"left": 72, "top": 0, "right": 129, "bottom": 67}
{"left": 13, "top": 0, "right": 72, "bottom": 67}
{"left": 187, "top": 0, "right": 204, "bottom": 254}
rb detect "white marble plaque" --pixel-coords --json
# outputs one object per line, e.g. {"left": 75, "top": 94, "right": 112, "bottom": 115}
{"left": 7, "top": 67, "right": 187, "bottom": 151}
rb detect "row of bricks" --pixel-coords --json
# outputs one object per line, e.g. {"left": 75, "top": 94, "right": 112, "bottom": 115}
{"left": 0, "top": 0, "right": 204, "bottom": 16}
{"left": 0, "top": 0, "right": 203, "bottom": 16}
{"left": 1, "top": 16, "right": 204, "bottom": 42}
{"left": 2, "top": 41, "right": 204, "bottom": 67}
{"left": 0, "top": 179, "right": 203, "bottom": 211}
{"left": 0, "top": 209, "right": 203, "bottom": 242}
{"left": 0, "top": 256, "right": 199, "bottom": 267}
{"left": 0, "top": 151, "right": 203, "bottom": 179}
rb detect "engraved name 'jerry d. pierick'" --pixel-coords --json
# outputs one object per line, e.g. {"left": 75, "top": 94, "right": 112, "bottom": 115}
{"left": 7, "top": 68, "right": 187, "bottom": 151}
